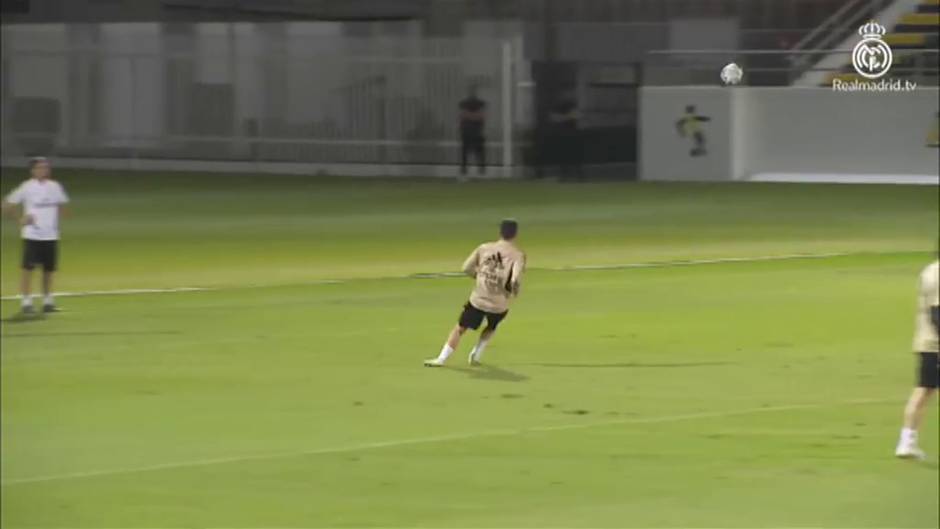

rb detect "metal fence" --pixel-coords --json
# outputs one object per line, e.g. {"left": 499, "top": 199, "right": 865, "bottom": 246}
{"left": 0, "top": 24, "right": 518, "bottom": 170}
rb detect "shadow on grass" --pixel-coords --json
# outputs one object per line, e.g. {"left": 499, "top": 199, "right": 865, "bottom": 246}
{"left": 448, "top": 364, "right": 529, "bottom": 382}
{"left": 526, "top": 361, "right": 732, "bottom": 369}
{"left": 2, "top": 330, "right": 182, "bottom": 338}
{"left": 1, "top": 312, "right": 46, "bottom": 324}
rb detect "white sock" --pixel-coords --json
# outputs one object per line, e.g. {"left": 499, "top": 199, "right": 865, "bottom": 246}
{"left": 43, "top": 294, "right": 54, "bottom": 306}
{"left": 901, "top": 427, "right": 917, "bottom": 443}
{"left": 437, "top": 344, "right": 454, "bottom": 362}
{"left": 471, "top": 338, "right": 490, "bottom": 360}
{"left": 21, "top": 295, "right": 33, "bottom": 307}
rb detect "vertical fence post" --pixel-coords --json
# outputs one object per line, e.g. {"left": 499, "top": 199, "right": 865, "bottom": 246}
{"left": 129, "top": 54, "right": 139, "bottom": 170}
{"left": 0, "top": 52, "right": 9, "bottom": 158}
{"left": 228, "top": 23, "right": 239, "bottom": 161}
{"left": 501, "top": 39, "right": 513, "bottom": 178}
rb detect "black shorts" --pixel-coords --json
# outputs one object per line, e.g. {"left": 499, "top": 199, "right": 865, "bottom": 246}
{"left": 458, "top": 302, "right": 508, "bottom": 331}
{"left": 22, "top": 239, "right": 58, "bottom": 272}
{"left": 917, "top": 352, "right": 939, "bottom": 389}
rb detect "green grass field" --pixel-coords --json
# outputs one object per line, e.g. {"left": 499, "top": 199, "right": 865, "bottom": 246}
{"left": 1, "top": 170, "right": 938, "bottom": 528}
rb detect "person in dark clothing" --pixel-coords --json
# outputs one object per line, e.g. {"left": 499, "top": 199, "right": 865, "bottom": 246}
{"left": 549, "top": 91, "right": 582, "bottom": 180}
{"left": 459, "top": 87, "right": 487, "bottom": 176}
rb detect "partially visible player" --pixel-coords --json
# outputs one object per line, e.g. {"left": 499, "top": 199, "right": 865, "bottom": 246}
{"left": 895, "top": 257, "right": 939, "bottom": 459}
{"left": 425, "top": 219, "right": 525, "bottom": 367}
{"left": 1, "top": 157, "right": 70, "bottom": 314}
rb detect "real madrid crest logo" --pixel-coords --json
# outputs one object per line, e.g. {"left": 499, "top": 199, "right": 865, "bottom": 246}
{"left": 852, "top": 21, "right": 892, "bottom": 79}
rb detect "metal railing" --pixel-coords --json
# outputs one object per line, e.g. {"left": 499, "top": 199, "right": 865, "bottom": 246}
{"left": 788, "top": 0, "right": 896, "bottom": 79}
{"left": 790, "top": 0, "right": 890, "bottom": 52}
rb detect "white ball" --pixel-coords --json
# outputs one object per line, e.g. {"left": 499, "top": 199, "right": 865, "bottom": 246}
{"left": 720, "top": 62, "right": 743, "bottom": 85}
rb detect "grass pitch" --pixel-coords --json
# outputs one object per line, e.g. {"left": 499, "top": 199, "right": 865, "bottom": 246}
{"left": 1, "top": 170, "right": 938, "bottom": 528}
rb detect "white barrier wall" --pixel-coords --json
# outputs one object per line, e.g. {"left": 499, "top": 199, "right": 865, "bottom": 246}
{"left": 640, "top": 87, "right": 940, "bottom": 183}
{"left": 640, "top": 87, "right": 735, "bottom": 181}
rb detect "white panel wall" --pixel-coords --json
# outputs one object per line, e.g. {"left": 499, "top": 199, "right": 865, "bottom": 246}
{"left": 740, "top": 88, "right": 939, "bottom": 177}
{"left": 641, "top": 87, "right": 940, "bottom": 182}
{"left": 232, "top": 23, "right": 263, "bottom": 123}
{"left": 285, "top": 22, "right": 343, "bottom": 125}
{"left": 129, "top": 24, "right": 165, "bottom": 146}
{"left": 99, "top": 23, "right": 163, "bottom": 146}
{"left": 6, "top": 24, "right": 69, "bottom": 138}
{"left": 194, "top": 23, "right": 232, "bottom": 84}
{"left": 729, "top": 85, "right": 751, "bottom": 181}
{"left": 6, "top": 24, "right": 69, "bottom": 95}
{"left": 639, "top": 87, "right": 734, "bottom": 181}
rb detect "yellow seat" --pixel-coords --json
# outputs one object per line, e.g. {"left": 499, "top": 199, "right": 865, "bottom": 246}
{"left": 885, "top": 33, "right": 927, "bottom": 46}
{"left": 898, "top": 13, "right": 940, "bottom": 26}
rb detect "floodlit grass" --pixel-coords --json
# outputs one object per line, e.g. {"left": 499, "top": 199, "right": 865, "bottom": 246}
{"left": 1, "top": 170, "right": 937, "bottom": 527}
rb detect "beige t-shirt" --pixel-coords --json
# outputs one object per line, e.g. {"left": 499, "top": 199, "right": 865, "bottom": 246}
{"left": 462, "top": 239, "right": 526, "bottom": 314}
{"left": 913, "top": 260, "right": 939, "bottom": 353}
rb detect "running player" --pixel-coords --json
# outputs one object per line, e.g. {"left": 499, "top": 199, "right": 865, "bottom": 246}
{"left": 425, "top": 219, "right": 525, "bottom": 367}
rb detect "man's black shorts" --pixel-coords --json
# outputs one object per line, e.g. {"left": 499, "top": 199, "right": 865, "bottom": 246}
{"left": 22, "top": 239, "right": 58, "bottom": 272}
{"left": 917, "top": 352, "right": 939, "bottom": 389}
{"left": 458, "top": 302, "right": 508, "bottom": 331}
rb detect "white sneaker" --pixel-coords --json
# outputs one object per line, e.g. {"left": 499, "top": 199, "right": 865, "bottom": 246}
{"left": 424, "top": 358, "right": 444, "bottom": 367}
{"left": 468, "top": 351, "right": 481, "bottom": 366}
{"left": 895, "top": 443, "right": 926, "bottom": 460}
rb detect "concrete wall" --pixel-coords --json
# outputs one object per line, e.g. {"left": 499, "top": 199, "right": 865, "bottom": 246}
{"left": 639, "top": 87, "right": 735, "bottom": 181}
{"left": 640, "top": 86, "right": 940, "bottom": 183}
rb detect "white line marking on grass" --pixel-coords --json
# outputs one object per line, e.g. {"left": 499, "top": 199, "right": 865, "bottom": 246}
{"left": 0, "top": 282, "right": 348, "bottom": 301}
{"left": 0, "top": 252, "right": 879, "bottom": 301}
{"left": 0, "top": 527, "right": 903, "bottom": 529}
{"left": 552, "top": 252, "right": 852, "bottom": 272}
{"left": 0, "top": 397, "right": 893, "bottom": 486}
{"left": 0, "top": 287, "right": 211, "bottom": 301}
{"left": 0, "top": 253, "right": 866, "bottom": 302}
{"left": 0, "top": 525, "right": 917, "bottom": 529}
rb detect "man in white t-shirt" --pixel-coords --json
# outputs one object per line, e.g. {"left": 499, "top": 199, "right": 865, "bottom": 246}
{"left": 2, "top": 157, "right": 70, "bottom": 314}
